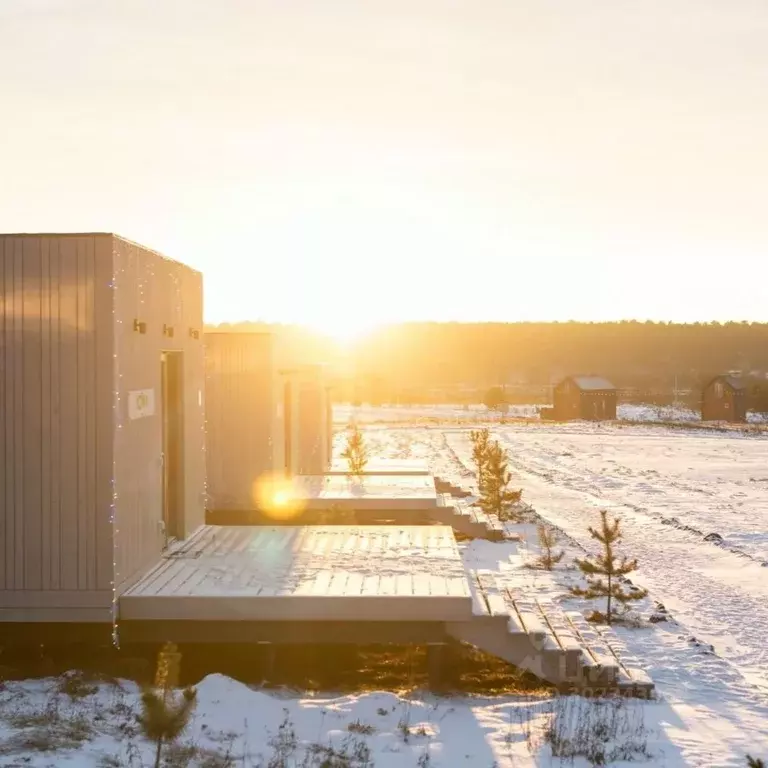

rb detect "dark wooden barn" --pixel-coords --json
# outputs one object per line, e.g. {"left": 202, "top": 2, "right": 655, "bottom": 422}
{"left": 552, "top": 376, "right": 617, "bottom": 421}
{"left": 701, "top": 376, "right": 747, "bottom": 423}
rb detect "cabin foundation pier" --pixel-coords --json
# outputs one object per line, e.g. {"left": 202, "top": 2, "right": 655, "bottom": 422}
{"left": 426, "top": 642, "right": 447, "bottom": 692}
{"left": 257, "top": 642, "right": 276, "bottom": 683}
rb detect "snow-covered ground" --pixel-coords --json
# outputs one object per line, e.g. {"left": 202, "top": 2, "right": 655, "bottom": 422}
{"left": 334, "top": 403, "right": 541, "bottom": 423}
{"left": 0, "top": 673, "right": 560, "bottom": 767}
{"left": 3, "top": 415, "right": 768, "bottom": 766}
{"left": 333, "top": 402, "right": 768, "bottom": 425}
{"left": 463, "top": 426, "right": 768, "bottom": 689}
{"left": 336, "top": 419, "right": 768, "bottom": 765}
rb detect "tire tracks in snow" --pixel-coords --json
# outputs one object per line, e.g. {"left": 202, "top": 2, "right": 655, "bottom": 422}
{"left": 467, "top": 429, "right": 768, "bottom": 698}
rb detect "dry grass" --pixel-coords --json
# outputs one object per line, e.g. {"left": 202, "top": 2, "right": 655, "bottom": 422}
{"left": 0, "top": 699, "right": 94, "bottom": 757}
{"left": 0, "top": 644, "right": 552, "bottom": 765}
{"left": 1, "top": 641, "right": 550, "bottom": 697}
{"left": 237, "top": 643, "right": 552, "bottom": 697}
{"left": 0, "top": 672, "right": 241, "bottom": 767}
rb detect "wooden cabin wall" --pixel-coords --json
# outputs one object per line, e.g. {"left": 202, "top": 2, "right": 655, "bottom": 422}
{"left": 111, "top": 237, "right": 205, "bottom": 595}
{"left": 0, "top": 234, "right": 114, "bottom": 621}
{"left": 205, "top": 332, "right": 282, "bottom": 511}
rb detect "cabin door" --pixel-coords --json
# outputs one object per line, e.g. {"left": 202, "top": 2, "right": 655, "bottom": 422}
{"left": 161, "top": 351, "right": 185, "bottom": 549}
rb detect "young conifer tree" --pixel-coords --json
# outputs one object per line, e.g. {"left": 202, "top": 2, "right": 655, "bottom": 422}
{"left": 536, "top": 525, "right": 565, "bottom": 570}
{"left": 570, "top": 510, "right": 648, "bottom": 624}
{"left": 747, "top": 757, "right": 765, "bottom": 768}
{"left": 477, "top": 440, "right": 522, "bottom": 521}
{"left": 469, "top": 427, "right": 491, "bottom": 493}
{"left": 138, "top": 642, "right": 198, "bottom": 768}
{"left": 341, "top": 423, "right": 369, "bottom": 477}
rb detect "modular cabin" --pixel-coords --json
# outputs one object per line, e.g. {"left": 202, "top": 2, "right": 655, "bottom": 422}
{"left": 281, "top": 364, "right": 333, "bottom": 476}
{"left": 205, "top": 340, "right": 333, "bottom": 520}
{"left": 0, "top": 233, "right": 205, "bottom": 632}
{"left": 701, "top": 375, "right": 747, "bottom": 423}
{"left": 205, "top": 331, "right": 285, "bottom": 513}
{"left": 552, "top": 376, "right": 617, "bottom": 421}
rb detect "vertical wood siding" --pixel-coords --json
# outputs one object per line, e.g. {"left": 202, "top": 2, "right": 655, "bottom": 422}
{"left": 205, "top": 333, "right": 280, "bottom": 510}
{"left": 326, "top": 388, "right": 334, "bottom": 464}
{"left": 0, "top": 234, "right": 114, "bottom": 619}
{"left": 112, "top": 237, "right": 205, "bottom": 595}
{"left": 297, "top": 381, "right": 328, "bottom": 474}
{"left": 283, "top": 367, "right": 331, "bottom": 477}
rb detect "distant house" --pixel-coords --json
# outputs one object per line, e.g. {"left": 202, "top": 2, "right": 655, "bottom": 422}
{"left": 701, "top": 376, "right": 747, "bottom": 423}
{"left": 552, "top": 376, "right": 617, "bottom": 421}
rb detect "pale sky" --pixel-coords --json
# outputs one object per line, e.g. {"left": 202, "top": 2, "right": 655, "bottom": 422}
{"left": 2, "top": 0, "right": 767, "bottom": 336}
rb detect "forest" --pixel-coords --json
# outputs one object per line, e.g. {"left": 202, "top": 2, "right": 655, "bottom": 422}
{"left": 205, "top": 320, "right": 768, "bottom": 407}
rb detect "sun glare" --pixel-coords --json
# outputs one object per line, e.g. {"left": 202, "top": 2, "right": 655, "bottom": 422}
{"left": 252, "top": 473, "right": 306, "bottom": 521}
{"left": 314, "top": 318, "right": 382, "bottom": 345}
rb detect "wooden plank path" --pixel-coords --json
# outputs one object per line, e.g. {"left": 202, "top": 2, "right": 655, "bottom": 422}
{"left": 120, "top": 525, "right": 473, "bottom": 622}
{"left": 294, "top": 475, "right": 439, "bottom": 510}
{"left": 462, "top": 569, "right": 634, "bottom": 688}
{"left": 437, "top": 471, "right": 653, "bottom": 694}
{"left": 565, "top": 611, "right": 655, "bottom": 694}
{"left": 434, "top": 495, "right": 518, "bottom": 541}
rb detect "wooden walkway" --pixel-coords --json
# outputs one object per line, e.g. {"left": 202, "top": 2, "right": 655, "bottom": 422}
{"left": 461, "top": 568, "right": 654, "bottom": 694}
{"left": 327, "top": 459, "right": 430, "bottom": 476}
{"left": 293, "top": 474, "right": 439, "bottom": 510}
{"left": 120, "top": 526, "right": 472, "bottom": 622}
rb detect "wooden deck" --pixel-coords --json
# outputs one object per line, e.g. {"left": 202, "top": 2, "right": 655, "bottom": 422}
{"left": 292, "top": 474, "right": 438, "bottom": 510}
{"left": 326, "top": 459, "right": 430, "bottom": 476}
{"left": 119, "top": 526, "right": 471, "bottom": 622}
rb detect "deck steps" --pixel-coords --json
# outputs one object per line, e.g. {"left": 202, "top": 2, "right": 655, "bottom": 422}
{"left": 434, "top": 476, "right": 472, "bottom": 498}
{"left": 446, "top": 570, "right": 656, "bottom": 693}
{"left": 431, "top": 470, "right": 653, "bottom": 695}
{"left": 467, "top": 570, "right": 494, "bottom": 616}
{"left": 433, "top": 495, "right": 514, "bottom": 541}
{"left": 449, "top": 571, "right": 585, "bottom": 687}
{"left": 564, "top": 611, "right": 654, "bottom": 696}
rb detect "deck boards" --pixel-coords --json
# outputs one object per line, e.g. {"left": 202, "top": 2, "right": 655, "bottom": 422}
{"left": 293, "top": 474, "right": 438, "bottom": 510}
{"left": 120, "top": 525, "right": 471, "bottom": 622}
{"left": 327, "top": 459, "right": 430, "bottom": 476}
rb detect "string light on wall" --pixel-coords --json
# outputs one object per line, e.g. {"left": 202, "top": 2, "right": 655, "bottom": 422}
{"left": 201, "top": 279, "right": 208, "bottom": 512}
{"left": 109, "top": 247, "right": 125, "bottom": 648}
{"left": 109, "top": 243, "right": 206, "bottom": 645}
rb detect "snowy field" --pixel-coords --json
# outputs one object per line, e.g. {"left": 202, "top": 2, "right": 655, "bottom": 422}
{"left": 333, "top": 402, "right": 768, "bottom": 425}
{"left": 3, "top": 414, "right": 768, "bottom": 766}
{"left": 338, "top": 417, "right": 768, "bottom": 765}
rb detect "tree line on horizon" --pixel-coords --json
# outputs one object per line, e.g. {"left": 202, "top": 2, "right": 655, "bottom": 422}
{"left": 204, "top": 320, "right": 768, "bottom": 407}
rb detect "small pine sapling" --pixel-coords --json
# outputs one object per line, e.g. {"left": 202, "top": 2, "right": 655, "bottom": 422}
{"left": 747, "top": 757, "right": 765, "bottom": 768}
{"left": 469, "top": 428, "right": 491, "bottom": 492}
{"left": 536, "top": 525, "right": 565, "bottom": 570}
{"left": 477, "top": 440, "right": 523, "bottom": 521}
{"left": 138, "top": 642, "right": 197, "bottom": 768}
{"left": 341, "top": 423, "right": 369, "bottom": 477}
{"left": 570, "top": 510, "right": 648, "bottom": 624}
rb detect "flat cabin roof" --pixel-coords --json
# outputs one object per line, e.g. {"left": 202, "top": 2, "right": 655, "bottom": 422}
{"left": 327, "top": 458, "right": 431, "bottom": 476}
{"left": 0, "top": 232, "right": 200, "bottom": 273}
{"left": 292, "top": 474, "right": 438, "bottom": 509}
{"left": 119, "top": 525, "right": 471, "bottom": 622}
